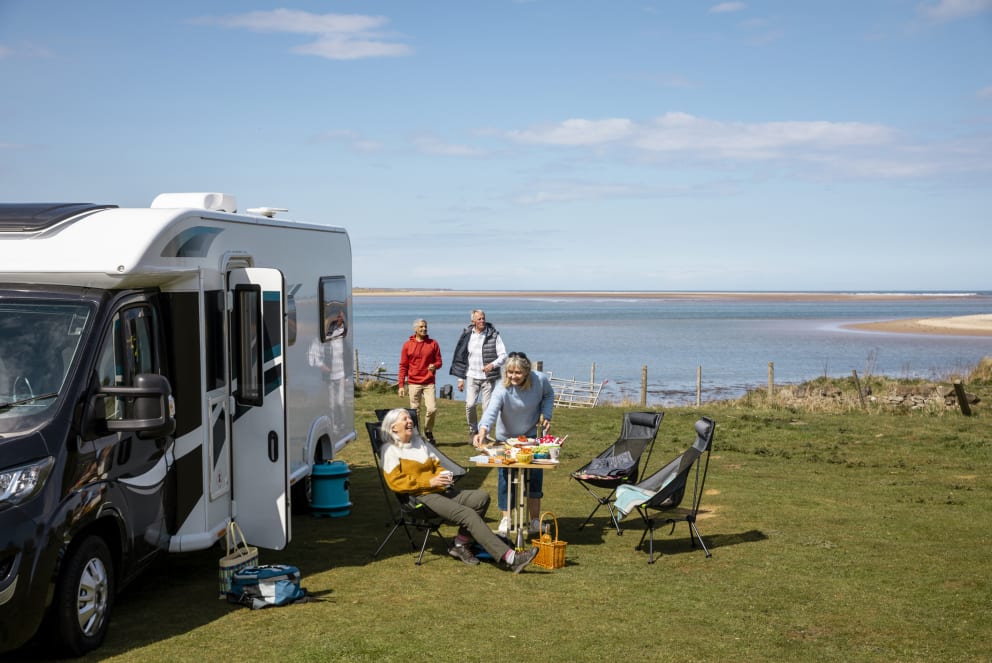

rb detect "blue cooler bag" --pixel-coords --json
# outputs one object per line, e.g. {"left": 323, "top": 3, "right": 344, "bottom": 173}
{"left": 228, "top": 564, "right": 307, "bottom": 609}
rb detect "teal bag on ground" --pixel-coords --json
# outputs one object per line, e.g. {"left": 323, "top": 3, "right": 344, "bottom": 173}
{"left": 227, "top": 564, "right": 307, "bottom": 609}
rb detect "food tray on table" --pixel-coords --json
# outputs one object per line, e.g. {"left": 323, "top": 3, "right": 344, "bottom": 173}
{"left": 506, "top": 435, "right": 564, "bottom": 447}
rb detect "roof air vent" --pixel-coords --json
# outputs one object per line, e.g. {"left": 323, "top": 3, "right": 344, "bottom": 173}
{"left": 151, "top": 193, "right": 237, "bottom": 212}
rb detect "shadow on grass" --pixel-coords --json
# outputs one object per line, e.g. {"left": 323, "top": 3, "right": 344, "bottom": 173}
{"left": 629, "top": 527, "right": 769, "bottom": 561}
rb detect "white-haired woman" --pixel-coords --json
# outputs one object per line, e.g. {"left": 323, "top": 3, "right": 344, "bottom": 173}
{"left": 380, "top": 408, "right": 538, "bottom": 572}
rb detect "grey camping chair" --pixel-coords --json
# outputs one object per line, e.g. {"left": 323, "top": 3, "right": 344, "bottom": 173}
{"left": 366, "top": 420, "right": 468, "bottom": 564}
{"left": 375, "top": 408, "right": 420, "bottom": 429}
{"left": 570, "top": 411, "right": 664, "bottom": 535}
{"left": 620, "top": 416, "right": 715, "bottom": 563}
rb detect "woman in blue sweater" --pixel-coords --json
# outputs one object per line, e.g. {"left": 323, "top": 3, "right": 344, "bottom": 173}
{"left": 472, "top": 352, "right": 554, "bottom": 536}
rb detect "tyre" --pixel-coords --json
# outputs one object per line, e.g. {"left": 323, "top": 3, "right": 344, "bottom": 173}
{"left": 52, "top": 536, "right": 114, "bottom": 656}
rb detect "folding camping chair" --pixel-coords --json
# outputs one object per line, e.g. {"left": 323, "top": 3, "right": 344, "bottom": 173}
{"left": 570, "top": 410, "right": 664, "bottom": 535}
{"left": 366, "top": 421, "right": 468, "bottom": 564}
{"left": 375, "top": 408, "right": 419, "bottom": 428}
{"left": 620, "top": 416, "right": 715, "bottom": 563}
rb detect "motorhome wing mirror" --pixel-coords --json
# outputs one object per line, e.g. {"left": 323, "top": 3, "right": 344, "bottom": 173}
{"left": 99, "top": 373, "right": 177, "bottom": 438}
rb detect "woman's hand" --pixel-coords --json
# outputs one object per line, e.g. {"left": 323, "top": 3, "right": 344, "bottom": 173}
{"left": 429, "top": 472, "right": 453, "bottom": 488}
{"left": 472, "top": 428, "right": 488, "bottom": 448}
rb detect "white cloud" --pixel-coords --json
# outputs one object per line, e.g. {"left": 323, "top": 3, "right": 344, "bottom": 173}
{"left": 497, "top": 112, "right": 987, "bottom": 182}
{"left": 919, "top": 0, "right": 992, "bottom": 22}
{"left": 505, "top": 112, "right": 893, "bottom": 159}
{"left": 709, "top": 2, "right": 747, "bottom": 14}
{"left": 635, "top": 113, "right": 894, "bottom": 158}
{"left": 411, "top": 134, "right": 487, "bottom": 157}
{"left": 293, "top": 37, "right": 410, "bottom": 60}
{"left": 194, "top": 9, "right": 412, "bottom": 59}
{"left": 506, "top": 118, "right": 635, "bottom": 146}
{"left": 978, "top": 86, "right": 992, "bottom": 99}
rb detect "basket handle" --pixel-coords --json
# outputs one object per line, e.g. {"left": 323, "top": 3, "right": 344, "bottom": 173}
{"left": 225, "top": 521, "right": 250, "bottom": 555}
{"left": 538, "top": 511, "right": 559, "bottom": 541}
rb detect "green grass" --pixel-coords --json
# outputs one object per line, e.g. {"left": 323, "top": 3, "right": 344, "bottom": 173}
{"left": 23, "top": 386, "right": 992, "bottom": 662}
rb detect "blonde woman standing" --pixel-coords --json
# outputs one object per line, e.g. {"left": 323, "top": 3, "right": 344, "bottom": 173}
{"left": 472, "top": 352, "right": 554, "bottom": 535}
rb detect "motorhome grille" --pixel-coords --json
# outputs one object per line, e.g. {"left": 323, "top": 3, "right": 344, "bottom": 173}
{"left": 0, "top": 203, "right": 118, "bottom": 232}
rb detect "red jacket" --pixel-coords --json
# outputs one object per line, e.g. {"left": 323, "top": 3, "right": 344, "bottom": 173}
{"left": 398, "top": 336, "right": 442, "bottom": 386}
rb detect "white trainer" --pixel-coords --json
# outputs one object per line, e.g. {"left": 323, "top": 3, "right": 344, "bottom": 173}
{"left": 496, "top": 516, "right": 510, "bottom": 536}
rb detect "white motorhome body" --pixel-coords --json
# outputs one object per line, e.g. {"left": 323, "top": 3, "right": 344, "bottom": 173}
{"left": 0, "top": 193, "right": 354, "bottom": 655}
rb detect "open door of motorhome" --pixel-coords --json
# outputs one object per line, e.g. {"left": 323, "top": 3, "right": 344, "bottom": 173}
{"left": 227, "top": 267, "right": 290, "bottom": 550}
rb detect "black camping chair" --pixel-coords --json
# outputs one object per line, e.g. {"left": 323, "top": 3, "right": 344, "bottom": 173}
{"left": 366, "top": 421, "right": 468, "bottom": 565}
{"left": 375, "top": 408, "right": 420, "bottom": 428}
{"left": 629, "top": 416, "right": 715, "bottom": 563}
{"left": 570, "top": 411, "right": 664, "bottom": 535}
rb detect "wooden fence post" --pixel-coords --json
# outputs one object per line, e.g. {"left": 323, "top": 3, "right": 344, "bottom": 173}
{"left": 591, "top": 362, "right": 595, "bottom": 384}
{"left": 640, "top": 365, "right": 647, "bottom": 408}
{"left": 953, "top": 381, "right": 973, "bottom": 416}
{"left": 535, "top": 360, "right": 543, "bottom": 372}
{"left": 354, "top": 349, "right": 359, "bottom": 381}
{"left": 852, "top": 369, "right": 867, "bottom": 409}
{"left": 696, "top": 365, "right": 702, "bottom": 407}
{"left": 768, "top": 362, "right": 774, "bottom": 396}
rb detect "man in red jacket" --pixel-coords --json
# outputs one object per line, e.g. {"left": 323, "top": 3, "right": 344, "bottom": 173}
{"left": 398, "top": 318, "right": 443, "bottom": 442}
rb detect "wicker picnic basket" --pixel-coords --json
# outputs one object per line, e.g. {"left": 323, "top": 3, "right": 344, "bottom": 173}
{"left": 218, "top": 521, "right": 259, "bottom": 598}
{"left": 531, "top": 511, "right": 567, "bottom": 570}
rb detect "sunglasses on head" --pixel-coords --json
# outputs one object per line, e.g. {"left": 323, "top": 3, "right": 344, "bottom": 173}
{"left": 508, "top": 352, "right": 528, "bottom": 360}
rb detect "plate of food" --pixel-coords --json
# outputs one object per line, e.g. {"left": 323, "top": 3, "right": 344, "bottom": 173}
{"left": 507, "top": 435, "right": 566, "bottom": 447}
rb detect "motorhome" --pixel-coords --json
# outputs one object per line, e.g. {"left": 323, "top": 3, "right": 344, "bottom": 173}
{"left": 0, "top": 193, "right": 355, "bottom": 655}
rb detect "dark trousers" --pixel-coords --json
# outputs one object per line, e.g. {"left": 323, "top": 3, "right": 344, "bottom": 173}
{"left": 416, "top": 488, "right": 510, "bottom": 561}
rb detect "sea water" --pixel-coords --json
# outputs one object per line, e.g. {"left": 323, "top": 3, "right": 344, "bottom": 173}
{"left": 351, "top": 293, "right": 992, "bottom": 406}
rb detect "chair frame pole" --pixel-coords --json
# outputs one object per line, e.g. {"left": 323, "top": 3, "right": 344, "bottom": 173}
{"left": 575, "top": 483, "right": 625, "bottom": 535}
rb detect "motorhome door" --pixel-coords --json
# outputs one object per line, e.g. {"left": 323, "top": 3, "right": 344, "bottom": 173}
{"left": 227, "top": 268, "right": 290, "bottom": 550}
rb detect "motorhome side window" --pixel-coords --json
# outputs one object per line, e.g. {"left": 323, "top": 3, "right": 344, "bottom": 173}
{"left": 96, "top": 306, "right": 158, "bottom": 420}
{"left": 319, "top": 276, "right": 348, "bottom": 343}
{"left": 233, "top": 284, "right": 263, "bottom": 406}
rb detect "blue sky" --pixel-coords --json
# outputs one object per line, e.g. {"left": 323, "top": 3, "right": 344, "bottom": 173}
{"left": 2, "top": 1, "right": 990, "bottom": 292}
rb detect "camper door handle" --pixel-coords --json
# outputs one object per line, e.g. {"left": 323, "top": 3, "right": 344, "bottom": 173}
{"left": 267, "top": 431, "right": 279, "bottom": 462}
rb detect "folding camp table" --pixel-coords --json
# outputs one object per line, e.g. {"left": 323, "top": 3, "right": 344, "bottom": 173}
{"left": 475, "top": 459, "right": 558, "bottom": 550}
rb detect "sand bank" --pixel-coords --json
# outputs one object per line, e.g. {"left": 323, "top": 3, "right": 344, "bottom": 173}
{"left": 846, "top": 314, "right": 992, "bottom": 337}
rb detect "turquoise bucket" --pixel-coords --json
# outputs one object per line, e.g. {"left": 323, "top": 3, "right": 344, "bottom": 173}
{"left": 310, "top": 460, "right": 352, "bottom": 517}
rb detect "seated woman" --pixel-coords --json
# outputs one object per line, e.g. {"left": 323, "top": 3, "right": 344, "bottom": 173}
{"left": 379, "top": 408, "right": 538, "bottom": 573}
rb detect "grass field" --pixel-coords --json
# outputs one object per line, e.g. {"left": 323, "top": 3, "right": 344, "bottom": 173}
{"left": 15, "top": 380, "right": 991, "bottom": 663}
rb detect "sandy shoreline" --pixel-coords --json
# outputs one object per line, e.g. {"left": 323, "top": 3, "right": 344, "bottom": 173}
{"left": 353, "top": 288, "right": 992, "bottom": 338}
{"left": 845, "top": 315, "right": 992, "bottom": 337}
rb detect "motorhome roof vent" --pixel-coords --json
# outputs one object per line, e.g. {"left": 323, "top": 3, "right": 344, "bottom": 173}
{"left": 246, "top": 207, "right": 289, "bottom": 218}
{"left": 150, "top": 192, "right": 237, "bottom": 213}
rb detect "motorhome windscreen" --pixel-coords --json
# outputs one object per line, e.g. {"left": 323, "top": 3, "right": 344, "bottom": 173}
{"left": 0, "top": 300, "right": 92, "bottom": 430}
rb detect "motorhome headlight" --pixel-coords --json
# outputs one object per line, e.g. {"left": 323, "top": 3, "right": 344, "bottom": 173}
{"left": 0, "top": 457, "right": 55, "bottom": 506}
